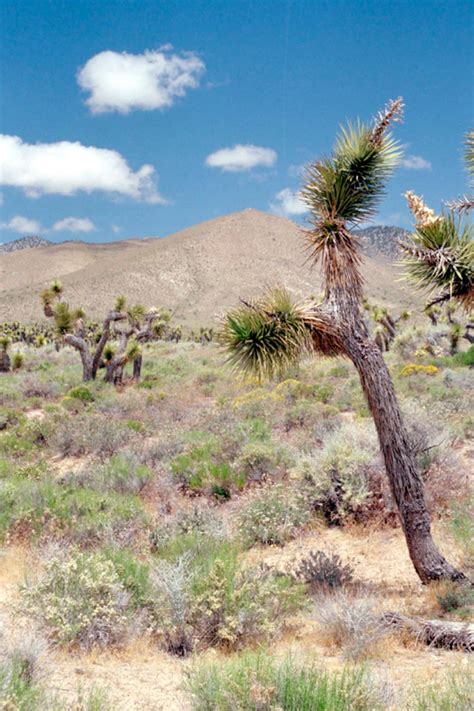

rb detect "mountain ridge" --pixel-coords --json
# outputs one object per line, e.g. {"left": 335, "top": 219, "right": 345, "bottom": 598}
{"left": 0, "top": 210, "right": 417, "bottom": 325}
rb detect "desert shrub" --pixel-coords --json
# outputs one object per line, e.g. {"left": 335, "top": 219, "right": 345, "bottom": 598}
{"left": 171, "top": 436, "right": 245, "bottom": 497}
{"left": 150, "top": 554, "right": 194, "bottom": 655}
{"left": 19, "top": 374, "right": 60, "bottom": 400}
{"left": 235, "top": 440, "right": 292, "bottom": 482}
{"left": 48, "top": 412, "right": 134, "bottom": 458}
{"left": 0, "top": 476, "right": 147, "bottom": 544}
{"left": 19, "top": 550, "right": 134, "bottom": 649}
{"left": 293, "top": 550, "right": 354, "bottom": 591}
{"left": 12, "top": 352, "right": 24, "bottom": 370}
{"left": 448, "top": 499, "right": 474, "bottom": 568}
{"left": 409, "top": 671, "right": 474, "bottom": 711}
{"left": 435, "top": 581, "right": 474, "bottom": 618}
{"left": 0, "top": 418, "right": 49, "bottom": 459}
{"left": 0, "top": 630, "right": 49, "bottom": 711}
{"left": 187, "top": 654, "right": 387, "bottom": 711}
{"left": 291, "top": 423, "right": 378, "bottom": 524}
{"left": 314, "top": 591, "right": 388, "bottom": 660}
{"left": 103, "top": 547, "right": 152, "bottom": 610}
{"left": 67, "top": 384, "right": 95, "bottom": 402}
{"left": 190, "top": 558, "right": 303, "bottom": 651}
{"left": 71, "top": 452, "right": 153, "bottom": 494}
{"left": 235, "top": 484, "right": 310, "bottom": 547}
{"left": 148, "top": 543, "right": 302, "bottom": 654}
{"left": 149, "top": 505, "right": 226, "bottom": 553}
{"left": 0, "top": 656, "right": 45, "bottom": 710}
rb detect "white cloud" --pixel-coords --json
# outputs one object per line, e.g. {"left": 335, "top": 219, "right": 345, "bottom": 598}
{"left": 270, "top": 188, "right": 307, "bottom": 217}
{"left": 52, "top": 217, "right": 96, "bottom": 233}
{"left": 401, "top": 155, "right": 432, "bottom": 170}
{"left": 287, "top": 163, "right": 307, "bottom": 178}
{"left": 205, "top": 144, "right": 277, "bottom": 172}
{"left": 112, "top": 224, "right": 121, "bottom": 234}
{"left": 0, "top": 134, "right": 166, "bottom": 203}
{"left": 1, "top": 215, "right": 42, "bottom": 234}
{"left": 78, "top": 47, "right": 205, "bottom": 114}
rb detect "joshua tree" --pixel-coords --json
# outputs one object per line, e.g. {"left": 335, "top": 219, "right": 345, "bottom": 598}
{"left": 101, "top": 303, "right": 171, "bottom": 384}
{"left": 41, "top": 283, "right": 171, "bottom": 384}
{"left": 221, "top": 99, "right": 471, "bottom": 584}
{"left": 41, "top": 282, "right": 127, "bottom": 381}
{"left": 364, "top": 301, "right": 410, "bottom": 352}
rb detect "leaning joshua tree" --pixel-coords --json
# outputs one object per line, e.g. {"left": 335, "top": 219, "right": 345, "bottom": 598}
{"left": 221, "top": 99, "right": 471, "bottom": 584}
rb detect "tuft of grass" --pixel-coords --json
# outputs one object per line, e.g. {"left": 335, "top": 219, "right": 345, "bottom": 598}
{"left": 186, "top": 653, "right": 388, "bottom": 710}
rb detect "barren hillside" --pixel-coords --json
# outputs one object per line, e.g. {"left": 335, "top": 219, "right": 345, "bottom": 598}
{"left": 0, "top": 210, "right": 416, "bottom": 326}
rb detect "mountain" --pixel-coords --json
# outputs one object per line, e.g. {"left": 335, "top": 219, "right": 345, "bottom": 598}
{"left": 0, "top": 211, "right": 418, "bottom": 326}
{"left": 0, "top": 235, "right": 52, "bottom": 254}
{"left": 355, "top": 226, "right": 410, "bottom": 259}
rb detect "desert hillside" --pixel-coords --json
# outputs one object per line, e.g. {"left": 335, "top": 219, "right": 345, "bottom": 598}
{"left": 0, "top": 210, "right": 416, "bottom": 325}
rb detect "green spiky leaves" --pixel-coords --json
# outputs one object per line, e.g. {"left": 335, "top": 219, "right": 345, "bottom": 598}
{"left": 301, "top": 100, "right": 403, "bottom": 298}
{"left": 220, "top": 289, "right": 311, "bottom": 379}
{"left": 401, "top": 213, "right": 473, "bottom": 310}
{"left": 302, "top": 120, "right": 402, "bottom": 228}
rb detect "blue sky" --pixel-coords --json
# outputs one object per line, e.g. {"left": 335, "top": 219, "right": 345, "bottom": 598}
{"left": 0, "top": 0, "right": 472, "bottom": 244}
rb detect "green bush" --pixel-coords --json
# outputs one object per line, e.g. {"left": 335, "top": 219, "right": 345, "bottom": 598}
{"left": 236, "top": 440, "right": 292, "bottom": 482}
{"left": 189, "top": 558, "right": 303, "bottom": 651}
{"left": 67, "top": 385, "right": 95, "bottom": 402}
{"left": 171, "top": 437, "right": 245, "bottom": 497}
{"left": 187, "top": 654, "right": 387, "bottom": 711}
{"left": 235, "top": 484, "right": 310, "bottom": 547}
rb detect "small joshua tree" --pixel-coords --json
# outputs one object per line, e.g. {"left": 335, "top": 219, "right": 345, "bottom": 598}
{"left": 364, "top": 301, "right": 410, "bottom": 352}
{"left": 221, "top": 99, "right": 471, "bottom": 584}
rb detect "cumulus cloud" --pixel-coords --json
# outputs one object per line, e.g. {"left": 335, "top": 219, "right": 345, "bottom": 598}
{"left": 52, "top": 217, "right": 96, "bottom": 233}
{"left": 0, "top": 134, "right": 166, "bottom": 203}
{"left": 205, "top": 144, "right": 277, "bottom": 172}
{"left": 270, "top": 188, "right": 307, "bottom": 217}
{"left": 401, "top": 155, "right": 432, "bottom": 170}
{"left": 78, "top": 47, "right": 205, "bottom": 114}
{"left": 0, "top": 215, "right": 42, "bottom": 234}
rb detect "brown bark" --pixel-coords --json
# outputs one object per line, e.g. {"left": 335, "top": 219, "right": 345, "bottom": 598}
{"left": 64, "top": 334, "right": 93, "bottom": 381}
{"left": 132, "top": 354, "right": 142, "bottom": 382}
{"left": 0, "top": 351, "right": 11, "bottom": 373}
{"left": 319, "top": 288, "right": 468, "bottom": 584}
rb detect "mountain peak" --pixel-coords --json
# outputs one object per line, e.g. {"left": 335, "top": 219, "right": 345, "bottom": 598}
{"left": 0, "top": 235, "right": 52, "bottom": 254}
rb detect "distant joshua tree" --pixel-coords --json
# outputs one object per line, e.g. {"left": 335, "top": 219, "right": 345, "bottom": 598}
{"left": 221, "top": 99, "right": 472, "bottom": 584}
{"left": 40, "top": 282, "right": 170, "bottom": 383}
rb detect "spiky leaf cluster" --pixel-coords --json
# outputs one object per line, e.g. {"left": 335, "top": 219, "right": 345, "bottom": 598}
{"left": 301, "top": 99, "right": 403, "bottom": 295}
{"left": 220, "top": 289, "right": 311, "bottom": 379}
{"left": 401, "top": 213, "right": 473, "bottom": 309}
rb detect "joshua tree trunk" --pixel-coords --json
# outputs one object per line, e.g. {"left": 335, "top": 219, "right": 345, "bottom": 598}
{"left": 132, "top": 354, "right": 142, "bottom": 382}
{"left": 64, "top": 334, "right": 94, "bottom": 381}
{"left": 323, "top": 293, "right": 468, "bottom": 584}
